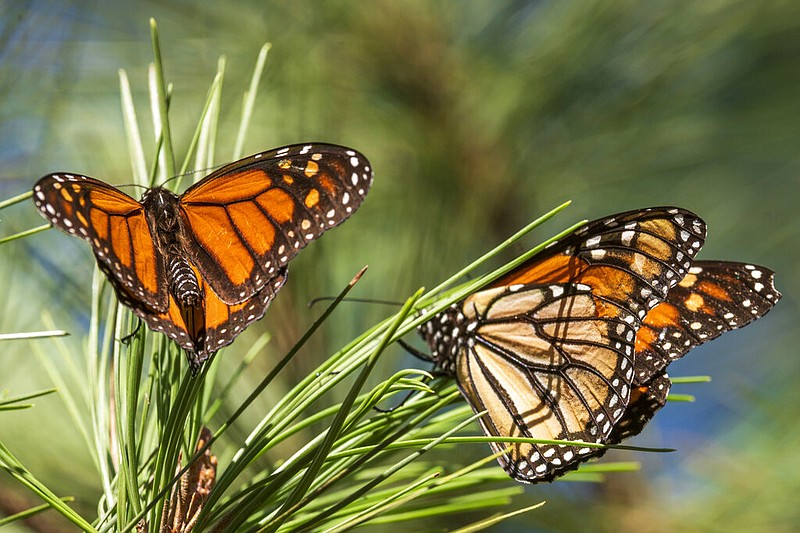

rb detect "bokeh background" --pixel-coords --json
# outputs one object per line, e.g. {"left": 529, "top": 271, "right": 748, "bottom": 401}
{"left": 1, "top": 1, "right": 798, "bottom": 531}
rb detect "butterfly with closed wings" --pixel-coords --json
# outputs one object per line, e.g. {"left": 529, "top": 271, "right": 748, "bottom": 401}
{"left": 33, "top": 143, "right": 372, "bottom": 372}
{"left": 418, "top": 207, "right": 780, "bottom": 483}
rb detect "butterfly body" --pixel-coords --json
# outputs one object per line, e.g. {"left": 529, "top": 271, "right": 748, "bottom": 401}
{"left": 139, "top": 187, "right": 201, "bottom": 308}
{"left": 34, "top": 143, "right": 372, "bottom": 370}
{"left": 419, "top": 207, "right": 780, "bottom": 483}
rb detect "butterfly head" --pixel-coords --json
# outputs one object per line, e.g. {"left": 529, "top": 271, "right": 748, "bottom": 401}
{"left": 141, "top": 187, "right": 184, "bottom": 238}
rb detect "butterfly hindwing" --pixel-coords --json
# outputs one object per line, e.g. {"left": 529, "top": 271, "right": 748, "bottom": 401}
{"left": 446, "top": 282, "right": 638, "bottom": 482}
{"left": 179, "top": 143, "right": 373, "bottom": 304}
{"left": 137, "top": 267, "right": 289, "bottom": 371}
{"left": 607, "top": 372, "right": 671, "bottom": 445}
{"left": 33, "top": 174, "right": 168, "bottom": 313}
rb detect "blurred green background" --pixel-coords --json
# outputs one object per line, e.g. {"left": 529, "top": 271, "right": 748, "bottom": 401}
{"left": 1, "top": 1, "right": 798, "bottom": 531}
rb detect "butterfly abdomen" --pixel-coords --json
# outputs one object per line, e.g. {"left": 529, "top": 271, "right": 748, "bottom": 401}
{"left": 168, "top": 255, "right": 201, "bottom": 307}
{"left": 140, "top": 187, "right": 203, "bottom": 307}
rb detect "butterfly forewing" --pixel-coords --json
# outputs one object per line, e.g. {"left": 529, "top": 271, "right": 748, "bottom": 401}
{"left": 33, "top": 174, "right": 168, "bottom": 312}
{"left": 179, "top": 143, "right": 373, "bottom": 304}
{"left": 634, "top": 261, "right": 781, "bottom": 384}
{"left": 494, "top": 207, "right": 707, "bottom": 322}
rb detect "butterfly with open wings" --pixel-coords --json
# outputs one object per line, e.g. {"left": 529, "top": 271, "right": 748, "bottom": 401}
{"left": 418, "top": 207, "right": 780, "bottom": 483}
{"left": 34, "top": 143, "right": 372, "bottom": 371}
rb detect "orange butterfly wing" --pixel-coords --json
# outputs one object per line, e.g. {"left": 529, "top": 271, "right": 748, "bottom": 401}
{"left": 178, "top": 143, "right": 373, "bottom": 304}
{"left": 33, "top": 174, "right": 168, "bottom": 312}
{"left": 440, "top": 282, "right": 640, "bottom": 482}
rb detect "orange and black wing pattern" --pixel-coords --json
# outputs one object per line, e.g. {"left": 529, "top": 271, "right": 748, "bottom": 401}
{"left": 33, "top": 173, "right": 168, "bottom": 312}
{"left": 430, "top": 282, "right": 640, "bottom": 482}
{"left": 633, "top": 261, "right": 781, "bottom": 385}
{"left": 179, "top": 143, "right": 372, "bottom": 304}
{"left": 419, "top": 207, "right": 708, "bottom": 482}
{"left": 139, "top": 268, "right": 288, "bottom": 373}
{"left": 492, "top": 207, "right": 707, "bottom": 321}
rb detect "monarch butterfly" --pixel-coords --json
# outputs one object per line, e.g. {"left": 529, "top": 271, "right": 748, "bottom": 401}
{"left": 33, "top": 143, "right": 372, "bottom": 371}
{"left": 418, "top": 207, "right": 780, "bottom": 483}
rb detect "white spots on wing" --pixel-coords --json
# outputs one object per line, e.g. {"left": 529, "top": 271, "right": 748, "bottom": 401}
{"left": 585, "top": 235, "right": 601, "bottom": 247}
{"left": 300, "top": 145, "right": 312, "bottom": 154}
{"left": 620, "top": 230, "right": 635, "bottom": 246}
{"left": 349, "top": 156, "right": 360, "bottom": 167}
